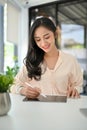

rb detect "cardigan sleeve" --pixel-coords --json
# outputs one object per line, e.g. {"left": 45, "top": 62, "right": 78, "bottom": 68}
{"left": 10, "top": 65, "right": 30, "bottom": 94}
{"left": 69, "top": 56, "right": 83, "bottom": 93}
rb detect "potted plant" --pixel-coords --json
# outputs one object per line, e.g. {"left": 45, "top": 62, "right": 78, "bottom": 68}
{"left": 0, "top": 72, "right": 14, "bottom": 116}
{"left": 0, "top": 64, "right": 19, "bottom": 116}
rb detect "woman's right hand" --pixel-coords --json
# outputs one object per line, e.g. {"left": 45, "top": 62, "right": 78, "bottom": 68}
{"left": 20, "top": 85, "right": 41, "bottom": 99}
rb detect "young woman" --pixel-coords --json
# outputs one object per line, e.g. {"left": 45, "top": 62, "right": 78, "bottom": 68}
{"left": 11, "top": 17, "right": 83, "bottom": 99}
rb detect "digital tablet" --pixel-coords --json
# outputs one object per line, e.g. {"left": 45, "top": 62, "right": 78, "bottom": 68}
{"left": 23, "top": 95, "right": 67, "bottom": 102}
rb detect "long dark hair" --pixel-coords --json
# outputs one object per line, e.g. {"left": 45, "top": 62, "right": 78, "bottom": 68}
{"left": 24, "top": 17, "right": 57, "bottom": 80}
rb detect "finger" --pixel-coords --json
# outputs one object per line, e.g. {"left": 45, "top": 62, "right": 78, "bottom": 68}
{"left": 34, "top": 87, "right": 41, "bottom": 93}
{"left": 71, "top": 89, "right": 76, "bottom": 98}
{"left": 24, "top": 86, "right": 38, "bottom": 94}
{"left": 26, "top": 89, "right": 39, "bottom": 96}
{"left": 27, "top": 88, "right": 40, "bottom": 98}
{"left": 21, "top": 87, "right": 37, "bottom": 97}
{"left": 70, "top": 89, "right": 80, "bottom": 98}
{"left": 67, "top": 87, "right": 72, "bottom": 98}
{"left": 75, "top": 90, "right": 80, "bottom": 98}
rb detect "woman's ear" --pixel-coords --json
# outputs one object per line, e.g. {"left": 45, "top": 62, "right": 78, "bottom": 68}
{"left": 55, "top": 28, "right": 58, "bottom": 39}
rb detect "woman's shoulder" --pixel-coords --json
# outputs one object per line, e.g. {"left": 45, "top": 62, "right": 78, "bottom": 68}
{"left": 18, "top": 64, "right": 27, "bottom": 73}
{"left": 60, "top": 50, "right": 76, "bottom": 60}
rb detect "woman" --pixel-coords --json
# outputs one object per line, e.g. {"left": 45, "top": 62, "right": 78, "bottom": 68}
{"left": 11, "top": 17, "right": 83, "bottom": 99}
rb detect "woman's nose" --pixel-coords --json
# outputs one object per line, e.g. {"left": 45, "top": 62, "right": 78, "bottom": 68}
{"left": 41, "top": 39, "right": 46, "bottom": 46}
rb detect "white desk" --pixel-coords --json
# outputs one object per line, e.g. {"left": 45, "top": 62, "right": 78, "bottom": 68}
{"left": 0, "top": 94, "right": 87, "bottom": 130}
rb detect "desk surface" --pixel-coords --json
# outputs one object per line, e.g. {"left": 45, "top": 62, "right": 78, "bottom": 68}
{"left": 0, "top": 94, "right": 87, "bottom": 130}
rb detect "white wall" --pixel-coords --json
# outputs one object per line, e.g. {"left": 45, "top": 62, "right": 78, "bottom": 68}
{"left": 18, "top": 8, "right": 28, "bottom": 67}
{"left": 6, "top": 0, "right": 28, "bottom": 67}
{"left": 7, "top": 2, "right": 20, "bottom": 44}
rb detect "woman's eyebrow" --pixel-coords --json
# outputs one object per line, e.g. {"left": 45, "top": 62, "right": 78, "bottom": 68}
{"left": 34, "top": 33, "right": 49, "bottom": 38}
{"left": 43, "top": 33, "right": 49, "bottom": 37}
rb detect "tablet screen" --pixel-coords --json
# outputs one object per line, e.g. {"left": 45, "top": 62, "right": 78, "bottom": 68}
{"left": 23, "top": 95, "right": 67, "bottom": 102}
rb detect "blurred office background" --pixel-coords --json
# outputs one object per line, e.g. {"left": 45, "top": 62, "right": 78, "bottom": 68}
{"left": 0, "top": 0, "right": 87, "bottom": 93}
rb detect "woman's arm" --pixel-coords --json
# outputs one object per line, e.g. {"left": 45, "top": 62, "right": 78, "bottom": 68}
{"left": 10, "top": 65, "right": 41, "bottom": 99}
{"left": 67, "top": 57, "right": 83, "bottom": 98}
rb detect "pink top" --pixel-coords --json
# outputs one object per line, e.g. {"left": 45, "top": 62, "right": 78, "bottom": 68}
{"left": 11, "top": 51, "right": 83, "bottom": 95}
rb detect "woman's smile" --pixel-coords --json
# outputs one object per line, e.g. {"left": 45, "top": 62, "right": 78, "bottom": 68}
{"left": 42, "top": 44, "right": 50, "bottom": 50}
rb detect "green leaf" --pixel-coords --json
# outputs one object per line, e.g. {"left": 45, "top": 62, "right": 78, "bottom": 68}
{"left": 0, "top": 74, "right": 14, "bottom": 93}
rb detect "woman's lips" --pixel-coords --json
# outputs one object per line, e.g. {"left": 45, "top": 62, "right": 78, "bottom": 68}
{"left": 42, "top": 44, "right": 50, "bottom": 50}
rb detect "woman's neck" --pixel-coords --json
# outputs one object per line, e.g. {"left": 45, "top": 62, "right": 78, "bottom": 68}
{"left": 44, "top": 48, "right": 59, "bottom": 70}
{"left": 44, "top": 47, "right": 58, "bottom": 58}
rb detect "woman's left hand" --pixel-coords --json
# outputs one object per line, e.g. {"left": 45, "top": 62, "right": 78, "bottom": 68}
{"left": 67, "top": 87, "right": 80, "bottom": 98}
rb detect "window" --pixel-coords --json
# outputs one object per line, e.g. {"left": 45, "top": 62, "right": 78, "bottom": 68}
{"left": 0, "top": 4, "right": 4, "bottom": 73}
{"left": 29, "top": 0, "right": 87, "bottom": 71}
{"left": 61, "top": 24, "right": 84, "bottom": 49}
{"left": 4, "top": 3, "right": 18, "bottom": 72}
{"left": 4, "top": 42, "right": 15, "bottom": 71}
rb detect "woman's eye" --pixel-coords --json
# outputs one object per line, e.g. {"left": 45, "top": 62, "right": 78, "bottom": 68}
{"left": 45, "top": 36, "right": 50, "bottom": 39}
{"left": 35, "top": 39, "right": 40, "bottom": 42}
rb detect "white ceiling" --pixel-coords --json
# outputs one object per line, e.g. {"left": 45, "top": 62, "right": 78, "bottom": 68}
{"left": 0, "top": 0, "right": 58, "bottom": 8}
{"left": 11, "top": 0, "right": 57, "bottom": 8}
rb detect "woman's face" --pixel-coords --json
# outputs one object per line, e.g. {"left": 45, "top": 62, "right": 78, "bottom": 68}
{"left": 34, "top": 26, "right": 56, "bottom": 53}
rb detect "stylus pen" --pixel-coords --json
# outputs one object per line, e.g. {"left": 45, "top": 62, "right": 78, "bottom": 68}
{"left": 25, "top": 82, "right": 47, "bottom": 98}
